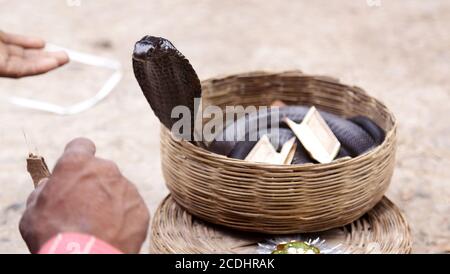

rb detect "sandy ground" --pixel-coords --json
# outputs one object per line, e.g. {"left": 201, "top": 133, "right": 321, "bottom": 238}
{"left": 0, "top": 0, "right": 448, "bottom": 254}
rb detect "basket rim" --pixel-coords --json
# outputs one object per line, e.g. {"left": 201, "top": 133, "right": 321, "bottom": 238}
{"left": 163, "top": 70, "right": 398, "bottom": 169}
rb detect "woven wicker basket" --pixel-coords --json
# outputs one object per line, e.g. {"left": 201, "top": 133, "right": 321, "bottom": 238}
{"left": 150, "top": 195, "right": 411, "bottom": 254}
{"left": 161, "top": 71, "right": 397, "bottom": 234}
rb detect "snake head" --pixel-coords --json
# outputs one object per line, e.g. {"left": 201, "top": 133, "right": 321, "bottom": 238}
{"left": 133, "top": 36, "right": 183, "bottom": 61}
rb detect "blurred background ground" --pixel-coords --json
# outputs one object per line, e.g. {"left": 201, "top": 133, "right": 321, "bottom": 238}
{"left": 0, "top": 0, "right": 448, "bottom": 253}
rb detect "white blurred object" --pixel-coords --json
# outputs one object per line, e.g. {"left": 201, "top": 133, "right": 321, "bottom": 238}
{"left": 244, "top": 135, "right": 297, "bottom": 165}
{"left": 257, "top": 237, "right": 343, "bottom": 254}
{"left": 8, "top": 43, "right": 122, "bottom": 115}
{"left": 284, "top": 106, "right": 340, "bottom": 164}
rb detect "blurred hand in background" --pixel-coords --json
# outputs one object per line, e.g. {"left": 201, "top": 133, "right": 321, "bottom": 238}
{"left": 19, "top": 138, "right": 150, "bottom": 254}
{"left": 0, "top": 31, "right": 69, "bottom": 78}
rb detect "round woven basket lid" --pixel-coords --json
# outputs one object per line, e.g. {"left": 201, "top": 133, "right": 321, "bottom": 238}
{"left": 150, "top": 195, "right": 412, "bottom": 254}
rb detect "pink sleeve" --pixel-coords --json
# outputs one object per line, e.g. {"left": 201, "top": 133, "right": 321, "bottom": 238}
{"left": 38, "top": 233, "right": 123, "bottom": 254}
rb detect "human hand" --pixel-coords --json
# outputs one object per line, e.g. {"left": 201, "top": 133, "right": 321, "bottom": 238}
{"left": 0, "top": 31, "right": 69, "bottom": 78}
{"left": 19, "top": 138, "right": 150, "bottom": 254}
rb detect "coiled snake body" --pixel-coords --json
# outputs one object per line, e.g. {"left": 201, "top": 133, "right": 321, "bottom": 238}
{"left": 209, "top": 106, "right": 384, "bottom": 163}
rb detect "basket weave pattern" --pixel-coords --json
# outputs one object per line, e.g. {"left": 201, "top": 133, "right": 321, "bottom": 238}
{"left": 150, "top": 196, "right": 412, "bottom": 254}
{"left": 161, "top": 71, "right": 397, "bottom": 234}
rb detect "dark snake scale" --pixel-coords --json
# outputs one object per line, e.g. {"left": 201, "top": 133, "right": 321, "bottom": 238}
{"left": 133, "top": 36, "right": 385, "bottom": 163}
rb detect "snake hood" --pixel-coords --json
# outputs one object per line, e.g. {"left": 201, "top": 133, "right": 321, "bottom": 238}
{"left": 133, "top": 36, "right": 201, "bottom": 139}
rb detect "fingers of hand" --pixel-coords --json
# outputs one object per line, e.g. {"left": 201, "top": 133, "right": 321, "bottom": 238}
{"left": 0, "top": 31, "right": 45, "bottom": 49}
{"left": 18, "top": 47, "right": 69, "bottom": 66}
{"left": 44, "top": 50, "right": 69, "bottom": 66}
{"left": 3, "top": 45, "right": 69, "bottom": 77}
{"left": 8, "top": 56, "right": 58, "bottom": 78}
{"left": 53, "top": 138, "right": 96, "bottom": 171}
{"left": 94, "top": 158, "right": 121, "bottom": 177}
{"left": 0, "top": 32, "right": 69, "bottom": 77}
{"left": 64, "top": 138, "right": 96, "bottom": 156}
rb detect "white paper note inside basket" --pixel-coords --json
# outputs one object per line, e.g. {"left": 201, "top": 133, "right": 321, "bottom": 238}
{"left": 245, "top": 135, "right": 297, "bottom": 165}
{"left": 285, "top": 106, "right": 340, "bottom": 164}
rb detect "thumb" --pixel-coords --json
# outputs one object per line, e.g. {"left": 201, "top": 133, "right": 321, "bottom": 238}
{"left": 63, "top": 137, "right": 96, "bottom": 157}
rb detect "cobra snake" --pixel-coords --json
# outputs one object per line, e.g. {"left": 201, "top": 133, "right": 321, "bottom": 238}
{"left": 133, "top": 36, "right": 385, "bottom": 163}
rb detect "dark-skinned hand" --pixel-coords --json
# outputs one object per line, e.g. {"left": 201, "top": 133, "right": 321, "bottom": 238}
{"left": 19, "top": 138, "right": 150, "bottom": 254}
